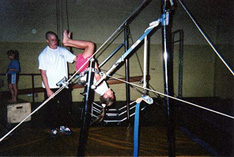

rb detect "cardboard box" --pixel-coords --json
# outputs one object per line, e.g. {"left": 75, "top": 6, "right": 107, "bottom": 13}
{"left": 7, "top": 103, "right": 31, "bottom": 123}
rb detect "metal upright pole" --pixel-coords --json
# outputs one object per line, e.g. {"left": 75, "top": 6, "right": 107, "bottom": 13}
{"left": 32, "top": 75, "right": 35, "bottom": 103}
{"left": 161, "top": 0, "right": 175, "bottom": 156}
{"left": 77, "top": 59, "right": 95, "bottom": 156}
{"left": 143, "top": 35, "right": 150, "bottom": 95}
{"left": 124, "top": 24, "right": 131, "bottom": 123}
{"left": 172, "top": 30, "right": 184, "bottom": 98}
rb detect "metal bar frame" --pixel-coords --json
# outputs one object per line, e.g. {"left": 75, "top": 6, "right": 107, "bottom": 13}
{"left": 93, "top": 20, "right": 160, "bottom": 88}
{"left": 161, "top": 0, "right": 175, "bottom": 156}
{"left": 124, "top": 24, "right": 131, "bottom": 123}
{"left": 172, "top": 29, "right": 184, "bottom": 98}
{"left": 77, "top": 59, "right": 95, "bottom": 156}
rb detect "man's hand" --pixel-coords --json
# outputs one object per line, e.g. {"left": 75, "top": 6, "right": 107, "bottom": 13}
{"left": 46, "top": 89, "right": 54, "bottom": 98}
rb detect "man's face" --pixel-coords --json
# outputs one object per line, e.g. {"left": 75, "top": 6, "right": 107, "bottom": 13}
{"left": 46, "top": 34, "right": 58, "bottom": 49}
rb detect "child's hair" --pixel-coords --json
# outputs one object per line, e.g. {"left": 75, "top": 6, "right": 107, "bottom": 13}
{"left": 7, "top": 50, "right": 19, "bottom": 60}
{"left": 100, "top": 94, "right": 115, "bottom": 107}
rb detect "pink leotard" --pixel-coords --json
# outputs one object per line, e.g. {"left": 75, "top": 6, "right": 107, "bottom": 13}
{"left": 76, "top": 54, "right": 91, "bottom": 73}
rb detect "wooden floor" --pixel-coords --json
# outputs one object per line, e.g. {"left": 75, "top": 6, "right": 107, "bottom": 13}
{"left": 0, "top": 97, "right": 233, "bottom": 156}
{"left": 0, "top": 126, "right": 211, "bottom": 156}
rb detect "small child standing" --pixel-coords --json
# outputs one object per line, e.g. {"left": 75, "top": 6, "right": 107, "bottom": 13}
{"left": 6, "top": 50, "right": 20, "bottom": 103}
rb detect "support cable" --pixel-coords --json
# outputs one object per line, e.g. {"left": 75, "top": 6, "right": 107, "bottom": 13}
{"left": 178, "top": 0, "right": 234, "bottom": 76}
{"left": 93, "top": 19, "right": 161, "bottom": 89}
{"left": 0, "top": 0, "right": 152, "bottom": 143}
{"left": 67, "top": 0, "right": 153, "bottom": 84}
{"left": 106, "top": 74, "right": 234, "bottom": 120}
{"left": 0, "top": 2, "right": 154, "bottom": 142}
{"left": 0, "top": 87, "right": 65, "bottom": 142}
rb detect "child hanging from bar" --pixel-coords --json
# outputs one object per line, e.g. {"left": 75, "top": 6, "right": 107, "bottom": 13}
{"left": 63, "top": 30, "right": 115, "bottom": 107}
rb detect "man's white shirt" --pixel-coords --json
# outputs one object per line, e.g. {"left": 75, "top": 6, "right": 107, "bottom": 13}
{"left": 38, "top": 46, "right": 75, "bottom": 88}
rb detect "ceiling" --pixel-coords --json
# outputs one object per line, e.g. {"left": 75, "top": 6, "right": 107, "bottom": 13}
{"left": 0, "top": 0, "right": 233, "bottom": 45}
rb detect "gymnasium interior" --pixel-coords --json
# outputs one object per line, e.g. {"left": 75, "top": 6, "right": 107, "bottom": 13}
{"left": 0, "top": 0, "right": 233, "bottom": 156}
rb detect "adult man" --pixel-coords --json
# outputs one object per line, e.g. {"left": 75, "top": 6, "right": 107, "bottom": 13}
{"left": 38, "top": 31, "right": 115, "bottom": 136}
{"left": 38, "top": 31, "right": 75, "bottom": 136}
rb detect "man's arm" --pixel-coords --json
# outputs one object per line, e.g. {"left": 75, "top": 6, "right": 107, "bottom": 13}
{"left": 40, "top": 69, "right": 53, "bottom": 97}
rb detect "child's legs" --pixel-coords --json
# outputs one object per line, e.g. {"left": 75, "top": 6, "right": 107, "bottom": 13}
{"left": 7, "top": 73, "right": 18, "bottom": 101}
{"left": 12, "top": 84, "right": 18, "bottom": 100}
{"left": 8, "top": 83, "right": 15, "bottom": 100}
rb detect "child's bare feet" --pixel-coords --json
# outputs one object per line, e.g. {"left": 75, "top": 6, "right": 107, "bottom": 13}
{"left": 63, "top": 30, "right": 71, "bottom": 46}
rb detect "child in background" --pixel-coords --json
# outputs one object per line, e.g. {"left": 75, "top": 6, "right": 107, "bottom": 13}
{"left": 6, "top": 50, "right": 20, "bottom": 103}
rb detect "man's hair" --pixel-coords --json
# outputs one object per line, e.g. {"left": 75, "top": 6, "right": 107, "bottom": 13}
{"left": 100, "top": 94, "right": 115, "bottom": 107}
{"left": 45, "top": 31, "right": 58, "bottom": 40}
